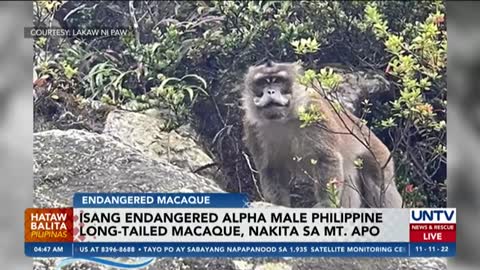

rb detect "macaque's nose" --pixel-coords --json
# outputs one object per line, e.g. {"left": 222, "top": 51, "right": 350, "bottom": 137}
{"left": 267, "top": 89, "right": 276, "bottom": 95}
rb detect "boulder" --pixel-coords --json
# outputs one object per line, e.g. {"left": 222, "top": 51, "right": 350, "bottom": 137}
{"left": 228, "top": 65, "right": 391, "bottom": 117}
{"left": 319, "top": 65, "right": 392, "bottom": 116}
{"left": 33, "top": 129, "right": 223, "bottom": 208}
{"left": 103, "top": 110, "right": 220, "bottom": 182}
{"left": 32, "top": 128, "right": 446, "bottom": 269}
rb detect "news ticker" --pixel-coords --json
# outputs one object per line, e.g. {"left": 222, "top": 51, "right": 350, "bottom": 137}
{"left": 25, "top": 193, "right": 456, "bottom": 258}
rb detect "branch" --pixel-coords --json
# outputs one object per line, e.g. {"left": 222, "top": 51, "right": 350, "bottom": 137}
{"left": 128, "top": 0, "right": 140, "bottom": 46}
{"left": 242, "top": 151, "right": 265, "bottom": 201}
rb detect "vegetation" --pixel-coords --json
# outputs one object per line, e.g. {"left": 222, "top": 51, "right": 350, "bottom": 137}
{"left": 33, "top": 0, "right": 447, "bottom": 207}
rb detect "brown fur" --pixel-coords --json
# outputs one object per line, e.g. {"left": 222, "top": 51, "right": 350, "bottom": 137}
{"left": 241, "top": 61, "right": 403, "bottom": 208}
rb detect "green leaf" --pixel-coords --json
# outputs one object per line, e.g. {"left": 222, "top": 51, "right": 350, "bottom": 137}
{"left": 181, "top": 74, "right": 208, "bottom": 89}
{"left": 184, "top": 87, "right": 194, "bottom": 101}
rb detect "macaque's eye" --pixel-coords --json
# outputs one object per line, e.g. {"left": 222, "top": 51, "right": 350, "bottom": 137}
{"left": 265, "top": 77, "right": 279, "bottom": 84}
{"left": 254, "top": 76, "right": 284, "bottom": 88}
{"left": 254, "top": 78, "right": 268, "bottom": 87}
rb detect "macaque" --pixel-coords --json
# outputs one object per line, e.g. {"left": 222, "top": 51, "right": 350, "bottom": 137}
{"left": 241, "top": 60, "right": 403, "bottom": 208}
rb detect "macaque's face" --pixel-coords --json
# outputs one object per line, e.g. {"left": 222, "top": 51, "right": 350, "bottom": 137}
{"left": 246, "top": 62, "right": 295, "bottom": 120}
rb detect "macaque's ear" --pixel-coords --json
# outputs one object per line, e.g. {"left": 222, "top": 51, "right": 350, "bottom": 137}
{"left": 246, "top": 65, "right": 259, "bottom": 78}
{"left": 292, "top": 61, "right": 305, "bottom": 75}
{"left": 266, "top": 59, "right": 273, "bottom": 67}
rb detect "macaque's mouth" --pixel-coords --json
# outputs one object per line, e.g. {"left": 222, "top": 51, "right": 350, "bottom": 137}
{"left": 260, "top": 106, "right": 288, "bottom": 120}
{"left": 264, "top": 113, "right": 286, "bottom": 120}
{"left": 263, "top": 102, "right": 288, "bottom": 108}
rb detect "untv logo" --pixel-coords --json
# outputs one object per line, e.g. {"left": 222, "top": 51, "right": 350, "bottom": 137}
{"left": 410, "top": 208, "right": 456, "bottom": 223}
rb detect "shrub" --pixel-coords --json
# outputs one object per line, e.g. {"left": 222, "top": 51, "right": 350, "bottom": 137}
{"left": 33, "top": 0, "right": 447, "bottom": 207}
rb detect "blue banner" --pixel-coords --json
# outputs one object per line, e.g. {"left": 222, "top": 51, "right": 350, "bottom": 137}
{"left": 25, "top": 242, "right": 456, "bottom": 258}
{"left": 25, "top": 242, "right": 73, "bottom": 257}
{"left": 73, "top": 193, "right": 249, "bottom": 208}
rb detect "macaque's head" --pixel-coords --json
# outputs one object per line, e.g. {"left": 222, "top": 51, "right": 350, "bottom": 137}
{"left": 242, "top": 61, "right": 303, "bottom": 121}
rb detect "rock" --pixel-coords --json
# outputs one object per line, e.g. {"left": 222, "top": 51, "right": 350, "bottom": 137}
{"left": 33, "top": 129, "right": 223, "bottom": 208}
{"left": 249, "top": 201, "right": 285, "bottom": 208}
{"left": 33, "top": 90, "right": 113, "bottom": 133}
{"left": 34, "top": 256, "right": 447, "bottom": 270}
{"left": 219, "top": 257, "right": 446, "bottom": 270}
{"left": 254, "top": 261, "right": 292, "bottom": 270}
{"left": 31, "top": 127, "right": 446, "bottom": 270}
{"left": 320, "top": 65, "right": 392, "bottom": 116}
{"left": 103, "top": 110, "right": 220, "bottom": 182}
